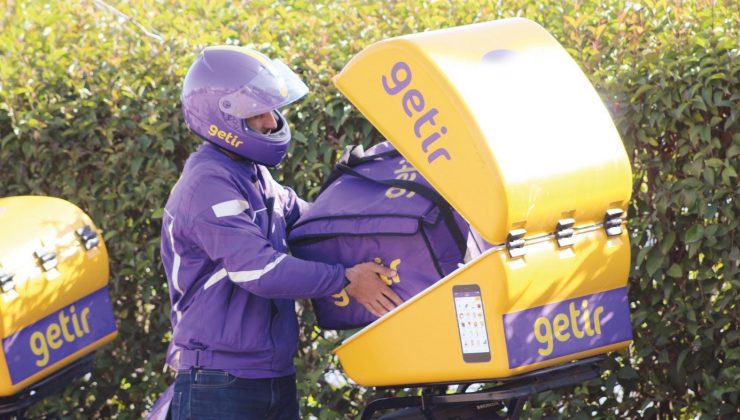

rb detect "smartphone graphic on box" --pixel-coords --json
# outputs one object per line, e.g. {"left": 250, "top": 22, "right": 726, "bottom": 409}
{"left": 452, "top": 284, "right": 491, "bottom": 363}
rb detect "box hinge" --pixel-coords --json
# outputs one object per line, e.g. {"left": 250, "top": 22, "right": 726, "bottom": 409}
{"left": 506, "top": 228, "right": 527, "bottom": 258}
{"left": 76, "top": 225, "right": 100, "bottom": 250}
{"left": 0, "top": 269, "right": 15, "bottom": 293}
{"left": 604, "top": 208, "right": 624, "bottom": 237}
{"left": 555, "top": 218, "right": 576, "bottom": 247}
{"left": 34, "top": 248, "right": 59, "bottom": 272}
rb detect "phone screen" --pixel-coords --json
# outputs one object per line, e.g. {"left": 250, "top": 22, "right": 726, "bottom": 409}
{"left": 453, "top": 284, "right": 491, "bottom": 363}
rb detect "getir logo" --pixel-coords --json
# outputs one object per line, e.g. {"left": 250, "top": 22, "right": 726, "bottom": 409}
{"left": 2, "top": 287, "right": 117, "bottom": 385}
{"left": 208, "top": 124, "right": 243, "bottom": 148}
{"left": 30, "top": 305, "right": 92, "bottom": 367}
{"left": 533, "top": 300, "right": 603, "bottom": 356}
{"left": 503, "top": 288, "right": 632, "bottom": 368}
{"left": 381, "top": 61, "right": 451, "bottom": 164}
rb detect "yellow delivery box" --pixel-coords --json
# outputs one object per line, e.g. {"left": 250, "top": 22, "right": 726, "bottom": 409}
{"left": 0, "top": 196, "right": 117, "bottom": 397}
{"left": 333, "top": 18, "right": 633, "bottom": 386}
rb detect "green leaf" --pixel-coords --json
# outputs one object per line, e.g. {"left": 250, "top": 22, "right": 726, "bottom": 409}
{"left": 646, "top": 249, "right": 664, "bottom": 276}
{"left": 728, "top": 144, "right": 740, "bottom": 158}
{"left": 722, "top": 166, "right": 737, "bottom": 185}
{"left": 667, "top": 264, "right": 683, "bottom": 278}
{"left": 676, "top": 349, "right": 689, "bottom": 372}
{"left": 700, "top": 125, "right": 711, "bottom": 142}
{"left": 705, "top": 158, "right": 723, "bottom": 169}
{"left": 685, "top": 225, "right": 703, "bottom": 243}
{"left": 687, "top": 309, "right": 697, "bottom": 322}
{"left": 630, "top": 84, "right": 653, "bottom": 103}
{"left": 682, "top": 189, "right": 697, "bottom": 208}
{"left": 618, "top": 366, "right": 639, "bottom": 380}
{"left": 152, "top": 207, "right": 164, "bottom": 219}
{"left": 636, "top": 245, "right": 651, "bottom": 265}
{"left": 660, "top": 231, "right": 676, "bottom": 255}
{"left": 293, "top": 131, "right": 308, "bottom": 144}
{"left": 130, "top": 156, "right": 143, "bottom": 176}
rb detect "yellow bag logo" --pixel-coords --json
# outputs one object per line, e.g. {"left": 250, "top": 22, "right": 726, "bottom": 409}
{"left": 332, "top": 258, "right": 401, "bottom": 307}
{"left": 385, "top": 160, "right": 418, "bottom": 199}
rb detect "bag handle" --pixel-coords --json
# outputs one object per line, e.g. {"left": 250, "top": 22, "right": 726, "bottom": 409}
{"left": 318, "top": 145, "right": 401, "bottom": 196}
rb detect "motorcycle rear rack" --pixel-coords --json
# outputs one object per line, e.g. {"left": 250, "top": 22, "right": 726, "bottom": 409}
{"left": 362, "top": 356, "right": 605, "bottom": 420}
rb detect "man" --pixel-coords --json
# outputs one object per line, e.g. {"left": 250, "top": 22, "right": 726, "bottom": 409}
{"left": 161, "top": 46, "right": 402, "bottom": 419}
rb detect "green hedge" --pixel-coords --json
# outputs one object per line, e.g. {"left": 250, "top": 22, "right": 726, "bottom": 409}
{"left": 1, "top": 0, "right": 737, "bottom": 418}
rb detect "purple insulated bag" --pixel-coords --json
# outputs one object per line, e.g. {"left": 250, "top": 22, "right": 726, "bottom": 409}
{"left": 288, "top": 142, "right": 476, "bottom": 330}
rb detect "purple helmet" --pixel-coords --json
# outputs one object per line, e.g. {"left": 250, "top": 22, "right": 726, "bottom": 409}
{"left": 181, "top": 46, "right": 309, "bottom": 165}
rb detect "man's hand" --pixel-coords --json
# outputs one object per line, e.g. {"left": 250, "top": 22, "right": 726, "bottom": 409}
{"left": 345, "top": 262, "right": 404, "bottom": 317}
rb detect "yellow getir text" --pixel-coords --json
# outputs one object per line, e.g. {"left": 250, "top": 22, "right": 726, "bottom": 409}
{"left": 533, "top": 300, "right": 604, "bottom": 356}
{"left": 29, "top": 305, "right": 91, "bottom": 367}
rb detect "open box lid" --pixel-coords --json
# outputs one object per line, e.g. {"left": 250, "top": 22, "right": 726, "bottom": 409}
{"left": 333, "top": 18, "right": 632, "bottom": 244}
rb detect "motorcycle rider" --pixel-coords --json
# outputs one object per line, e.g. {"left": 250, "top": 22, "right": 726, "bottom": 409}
{"left": 161, "top": 46, "right": 402, "bottom": 419}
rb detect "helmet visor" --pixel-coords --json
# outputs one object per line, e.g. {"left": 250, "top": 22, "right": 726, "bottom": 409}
{"left": 219, "top": 59, "right": 309, "bottom": 119}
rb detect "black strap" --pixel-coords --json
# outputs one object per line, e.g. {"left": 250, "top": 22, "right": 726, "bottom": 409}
{"left": 334, "top": 162, "right": 468, "bottom": 258}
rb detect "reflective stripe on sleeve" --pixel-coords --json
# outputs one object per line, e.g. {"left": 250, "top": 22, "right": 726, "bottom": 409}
{"left": 201, "top": 254, "right": 287, "bottom": 290}
{"left": 165, "top": 214, "right": 184, "bottom": 321}
{"left": 229, "top": 254, "right": 287, "bottom": 283}
{"left": 203, "top": 268, "right": 227, "bottom": 290}
{"left": 212, "top": 199, "right": 250, "bottom": 218}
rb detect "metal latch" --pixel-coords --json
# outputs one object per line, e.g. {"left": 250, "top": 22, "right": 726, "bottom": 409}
{"left": 506, "top": 228, "right": 527, "bottom": 258}
{"left": 0, "top": 269, "right": 15, "bottom": 293}
{"left": 34, "top": 248, "right": 59, "bottom": 272}
{"left": 604, "top": 208, "right": 624, "bottom": 237}
{"left": 76, "top": 225, "right": 100, "bottom": 250}
{"left": 555, "top": 218, "right": 576, "bottom": 247}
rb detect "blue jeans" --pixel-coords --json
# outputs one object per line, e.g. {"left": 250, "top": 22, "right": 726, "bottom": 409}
{"left": 170, "top": 368, "right": 299, "bottom": 420}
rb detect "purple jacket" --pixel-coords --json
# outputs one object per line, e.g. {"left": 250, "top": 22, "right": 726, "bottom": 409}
{"left": 161, "top": 142, "right": 346, "bottom": 378}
